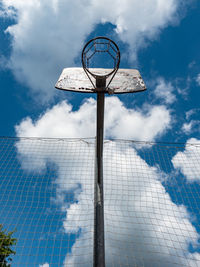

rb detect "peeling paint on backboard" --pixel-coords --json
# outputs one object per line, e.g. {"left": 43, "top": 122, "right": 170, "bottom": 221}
{"left": 55, "top": 68, "right": 146, "bottom": 94}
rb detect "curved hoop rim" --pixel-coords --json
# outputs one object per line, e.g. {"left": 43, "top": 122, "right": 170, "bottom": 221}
{"left": 82, "top": 36, "right": 120, "bottom": 79}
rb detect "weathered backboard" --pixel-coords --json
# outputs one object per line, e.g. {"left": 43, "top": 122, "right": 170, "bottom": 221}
{"left": 55, "top": 67, "right": 146, "bottom": 94}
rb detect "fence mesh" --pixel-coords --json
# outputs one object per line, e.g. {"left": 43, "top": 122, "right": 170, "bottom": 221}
{"left": 0, "top": 137, "right": 200, "bottom": 266}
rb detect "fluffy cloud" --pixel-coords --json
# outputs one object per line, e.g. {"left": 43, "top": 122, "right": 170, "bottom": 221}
{"left": 15, "top": 96, "right": 171, "bottom": 141}
{"left": 39, "top": 263, "right": 49, "bottom": 267}
{"left": 14, "top": 98, "right": 200, "bottom": 266}
{"left": 1, "top": 0, "right": 187, "bottom": 101}
{"left": 186, "top": 109, "right": 197, "bottom": 120}
{"left": 181, "top": 120, "right": 200, "bottom": 135}
{"left": 172, "top": 138, "right": 200, "bottom": 182}
{"left": 15, "top": 137, "right": 95, "bottom": 265}
{"left": 154, "top": 77, "right": 176, "bottom": 104}
{"left": 65, "top": 141, "right": 200, "bottom": 266}
{"left": 15, "top": 138, "right": 200, "bottom": 266}
{"left": 182, "top": 121, "right": 193, "bottom": 134}
{"left": 182, "top": 109, "right": 200, "bottom": 135}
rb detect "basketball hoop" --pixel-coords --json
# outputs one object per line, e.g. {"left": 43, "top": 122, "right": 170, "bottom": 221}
{"left": 82, "top": 37, "right": 120, "bottom": 90}
{"left": 55, "top": 36, "right": 146, "bottom": 267}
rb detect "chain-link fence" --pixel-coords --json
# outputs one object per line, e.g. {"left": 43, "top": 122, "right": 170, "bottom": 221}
{"left": 0, "top": 137, "right": 200, "bottom": 266}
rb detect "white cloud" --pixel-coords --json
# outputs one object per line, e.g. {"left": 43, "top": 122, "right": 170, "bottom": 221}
{"left": 172, "top": 138, "right": 200, "bottom": 182}
{"left": 105, "top": 98, "right": 171, "bottom": 140}
{"left": 15, "top": 138, "right": 200, "bottom": 266}
{"left": 182, "top": 109, "right": 200, "bottom": 135}
{"left": 154, "top": 77, "right": 176, "bottom": 104}
{"left": 1, "top": 0, "right": 187, "bottom": 101}
{"left": 15, "top": 96, "right": 171, "bottom": 141}
{"left": 14, "top": 99, "right": 200, "bottom": 266}
{"left": 182, "top": 120, "right": 200, "bottom": 135}
{"left": 186, "top": 109, "right": 197, "bottom": 120}
{"left": 39, "top": 263, "right": 49, "bottom": 267}
{"left": 64, "top": 141, "right": 200, "bottom": 266}
{"left": 15, "top": 137, "right": 95, "bottom": 265}
{"left": 196, "top": 74, "right": 200, "bottom": 86}
{"left": 182, "top": 121, "right": 195, "bottom": 134}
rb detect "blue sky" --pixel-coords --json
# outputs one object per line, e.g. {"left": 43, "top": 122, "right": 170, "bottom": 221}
{"left": 0, "top": 0, "right": 200, "bottom": 266}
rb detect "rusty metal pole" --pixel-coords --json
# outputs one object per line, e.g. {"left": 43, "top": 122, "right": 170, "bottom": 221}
{"left": 93, "top": 78, "right": 106, "bottom": 267}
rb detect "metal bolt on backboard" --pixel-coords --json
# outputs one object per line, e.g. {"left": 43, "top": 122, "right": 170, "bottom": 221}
{"left": 55, "top": 36, "right": 146, "bottom": 267}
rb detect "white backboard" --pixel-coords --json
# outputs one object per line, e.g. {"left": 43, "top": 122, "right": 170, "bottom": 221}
{"left": 55, "top": 67, "right": 146, "bottom": 94}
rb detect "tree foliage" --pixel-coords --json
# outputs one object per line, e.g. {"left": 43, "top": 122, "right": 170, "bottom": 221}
{"left": 0, "top": 224, "right": 17, "bottom": 267}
